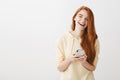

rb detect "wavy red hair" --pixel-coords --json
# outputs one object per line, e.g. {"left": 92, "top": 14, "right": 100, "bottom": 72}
{"left": 71, "top": 6, "right": 98, "bottom": 65}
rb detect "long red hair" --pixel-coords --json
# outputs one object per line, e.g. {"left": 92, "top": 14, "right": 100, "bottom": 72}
{"left": 71, "top": 6, "right": 98, "bottom": 65}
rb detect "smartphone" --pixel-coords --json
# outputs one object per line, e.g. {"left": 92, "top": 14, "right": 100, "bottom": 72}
{"left": 75, "top": 49, "right": 85, "bottom": 55}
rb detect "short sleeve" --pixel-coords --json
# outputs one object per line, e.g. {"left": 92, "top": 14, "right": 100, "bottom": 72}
{"left": 93, "top": 38, "right": 100, "bottom": 67}
{"left": 55, "top": 37, "right": 65, "bottom": 66}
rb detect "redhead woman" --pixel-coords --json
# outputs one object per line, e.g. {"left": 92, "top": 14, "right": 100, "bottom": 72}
{"left": 56, "top": 6, "right": 100, "bottom": 80}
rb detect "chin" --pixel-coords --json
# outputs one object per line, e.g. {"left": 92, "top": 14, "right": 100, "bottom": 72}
{"left": 80, "top": 27, "right": 85, "bottom": 30}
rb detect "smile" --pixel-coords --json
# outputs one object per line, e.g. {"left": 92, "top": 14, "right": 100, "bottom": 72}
{"left": 78, "top": 22, "right": 85, "bottom": 27}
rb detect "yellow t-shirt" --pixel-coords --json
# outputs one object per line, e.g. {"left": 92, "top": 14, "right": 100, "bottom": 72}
{"left": 56, "top": 31, "right": 100, "bottom": 80}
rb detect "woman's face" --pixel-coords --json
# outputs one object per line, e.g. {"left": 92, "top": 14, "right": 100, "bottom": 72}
{"left": 74, "top": 10, "right": 88, "bottom": 31}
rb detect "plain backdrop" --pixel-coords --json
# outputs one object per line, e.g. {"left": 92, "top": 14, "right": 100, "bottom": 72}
{"left": 0, "top": 0, "right": 120, "bottom": 80}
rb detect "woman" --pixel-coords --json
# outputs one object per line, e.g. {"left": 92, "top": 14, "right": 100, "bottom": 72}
{"left": 56, "top": 6, "right": 100, "bottom": 80}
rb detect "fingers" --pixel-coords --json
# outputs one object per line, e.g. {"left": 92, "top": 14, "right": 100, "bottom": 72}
{"left": 72, "top": 54, "right": 87, "bottom": 59}
{"left": 78, "top": 54, "right": 87, "bottom": 61}
{"left": 84, "top": 54, "right": 87, "bottom": 58}
{"left": 70, "top": 54, "right": 87, "bottom": 63}
{"left": 72, "top": 54, "right": 79, "bottom": 58}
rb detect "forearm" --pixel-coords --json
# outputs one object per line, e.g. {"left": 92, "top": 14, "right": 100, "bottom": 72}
{"left": 81, "top": 61, "right": 96, "bottom": 71}
{"left": 57, "top": 58, "right": 71, "bottom": 72}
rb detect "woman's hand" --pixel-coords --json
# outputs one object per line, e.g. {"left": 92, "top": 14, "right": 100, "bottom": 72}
{"left": 65, "top": 54, "right": 95, "bottom": 71}
{"left": 78, "top": 54, "right": 87, "bottom": 64}
{"left": 73, "top": 53, "right": 87, "bottom": 64}
{"left": 66, "top": 53, "right": 83, "bottom": 63}
{"left": 66, "top": 53, "right": 87, "bottom": 64}
{"left": 57, "top": 54, "right": 80, "bottom": 72}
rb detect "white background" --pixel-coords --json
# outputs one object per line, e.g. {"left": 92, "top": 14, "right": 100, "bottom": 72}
{"left": 0, "top": 0, "right": 120, "bottom": 80}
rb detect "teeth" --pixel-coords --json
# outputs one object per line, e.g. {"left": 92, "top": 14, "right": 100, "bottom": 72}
{"left": 80, "top": 24, "right": 83, "bottom": 26}
{"left": 78, "top": 22, "right": 84, "bottom": 27}
{"left": 80, "top": 24, "right": 84, "bottom": 26}
{"left": 80, "top": 24, "right": 84, "bottom": 27}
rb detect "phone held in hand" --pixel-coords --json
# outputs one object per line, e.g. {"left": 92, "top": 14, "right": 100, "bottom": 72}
{"left": 75, "top": 49, "right": 85, "bottom": 55}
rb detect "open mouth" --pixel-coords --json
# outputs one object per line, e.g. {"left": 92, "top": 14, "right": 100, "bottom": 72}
{"left": 78, "top": 22, "right": 85, "bottom": 27}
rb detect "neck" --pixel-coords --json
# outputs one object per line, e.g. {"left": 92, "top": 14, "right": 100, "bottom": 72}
{"left": 73, "top": 29, "right": 83, "bottom": 39}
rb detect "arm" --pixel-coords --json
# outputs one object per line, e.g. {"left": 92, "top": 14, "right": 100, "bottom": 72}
{"left": 57, "top": 55, "right": 79, "bottom": 72}
{"left": 57, "top": 57, "right": 71, "bottom": 72}
{"left": 81, "top": 60, "right": 96, "bottom": 71}
{"left": 56, "top": 36, "right": 72, "bottom": 72}
{"left": 79, "top": 38, "right": 100, "bottom": 71}
{"left": 77, "top": 54, "right": 95, "bottom": 71}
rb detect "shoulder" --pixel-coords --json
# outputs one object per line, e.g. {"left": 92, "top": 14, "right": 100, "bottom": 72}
{"left": 56, "top": 31, "right": 70, "bottom": 45}
{"left": 95, "top": 38, "right": 100, "bottom": 47}
{"left": 95, "top": 38, "right": 100, "bottom": 54}
{"left": 57, "top": 31, "right": 70, "bottom": 41}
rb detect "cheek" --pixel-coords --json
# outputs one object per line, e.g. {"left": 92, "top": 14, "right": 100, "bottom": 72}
{"left": 84, "top": 22, "right": 88, "bottom": 28}
{"left": 85, "top": 22, "right": 88, "bottom": 26}
{"left": 75, "top": 17, "right": 81, "bottom": 21}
